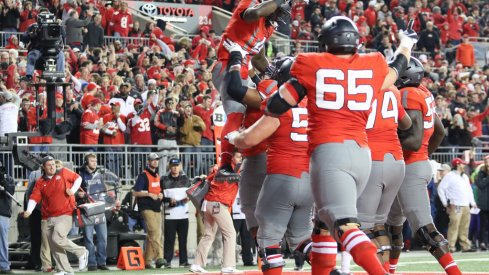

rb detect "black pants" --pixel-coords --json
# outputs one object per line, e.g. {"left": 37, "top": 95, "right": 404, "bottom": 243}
{"left": 29, "top": 208, "right": 42, "bottom": 268}
{"left": 479, "top": 210, "right": 489, "bottom": 244}
{"left": 233, "top": 219, "right": 254, "bottom": 265}
{"left": 164, "top": 219, "right": 189, "bottom": 264}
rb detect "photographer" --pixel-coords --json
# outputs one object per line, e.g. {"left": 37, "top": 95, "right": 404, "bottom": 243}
{"left": 0, "top": 161, "right": 15, "bottom": 274}
{"left": 77, "top": 153, "right": 109, "bottom": 271}
{"left": 21, "top": 10, "right": 65, "bottom": 81}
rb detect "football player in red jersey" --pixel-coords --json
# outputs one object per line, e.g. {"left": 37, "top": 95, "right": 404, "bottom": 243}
{"left": 264, "top": 16, "right": 418, "bottom": 275}
{"left": 355, "top": 85, "right": 412, "bottom": 272}
{"left": 386, "top": 58, "right": 461, "bottom": 275}
{"left": 218, "top": 35, "right": 287, "bottom": 240}
{"left": 212, "top": 0, "right": 292, "bottom": 181}
{"left": 231, "top": 58, "right": 313, "bottom": 275}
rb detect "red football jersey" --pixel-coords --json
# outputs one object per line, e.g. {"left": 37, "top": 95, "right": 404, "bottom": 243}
{"left": 266, "top": 99, "right": 309, "bottom": 178}
{"left": 110, "top": 11, "right": 133, "bottom": 37}
{"left": 127, "top": 110, "right": 153, "bottom": 145}
{"left": 217, "top": 0, "right": 274, "bottom": 77}
{"left": 286, "top": 52, "right": 389, "bottom": 152}
{"left": 366, "top": 86, "right": 406, "bottom": 161}
{"left": 102, "top": 113, "right": 127, "bottom": 145}
{"left": 241, "top": 80, "right": 278, "bottom": 157}
{"left": 80, "top": 109, "right": 100, "bottom": 144}
{"left": 400, "top": 85, "right": 435, "bottom": 164}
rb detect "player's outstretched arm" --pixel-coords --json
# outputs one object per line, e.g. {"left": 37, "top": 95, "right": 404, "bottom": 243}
{"left": 398, "top": 109, "right": 423, "bottom": 151}
{"left": 382, "top": 19, "right": 418, "bottom": 90}
{"left": 242, "top": 0, "right": 286, "bottom": 23}
{"left": 428, "top": 114, "right": 445, "bottom": 155}
{"left": 228, "top": 115, "right": 281, "bottom": 148}
{"left": 251, "top": 47, "right": 270, "bottom": 74}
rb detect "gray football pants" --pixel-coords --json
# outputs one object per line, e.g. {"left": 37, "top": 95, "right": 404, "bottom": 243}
{"left": 310, "top": 141, "right": 372, "bottom": 232}
{"left": 255, "top": 172, "right": 313, "bottom": 251}
{"left": 239, "top": 153, "right": 267, "bottom": 230}
{"left": 387, "top": 160, "right": 434, "bottom": 231}
{"left": 357, "top": 154, "right": 405, "bottom": 229}
{"left": 212, "top": 61, "right": 248, "bottom": 115}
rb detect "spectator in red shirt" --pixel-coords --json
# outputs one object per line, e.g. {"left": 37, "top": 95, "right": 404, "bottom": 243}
{"left": 447, "top": 4, "right": 464, "bottom": 45}
{"left": 194, "top": 94, "right": 214, "bottom": 147}
{"left": 364, "top": 1, "right": 377, "bottom": 28}
{"left": 102, "top": 102, "right": 127, "bottom": 176}
{"left": 110, "top": 1, "right": 133, "bottom": 37}
{"left": 291, "top": 0, "right": 306, "bottom": 21}
{"left": 81, "top": 82, "right": 100, "bottom": 110}
{"left": 24, "top": 156, "right": 88, "bottom": 275}
{"left": 127, "top": 100, "right": 153, "bottom": 177}
{"left": 80, "top": 98, "right": 103, "bottom": 151}
{"left": 456, "top": 36, "right": 475, "bottom": 68}
{"left": 463, "top": 16, "right": 480, "bottom": 37}
{"left": 19, "top": 1, "right": 38, "bottom": 32}
{"left": 467, "top": 106, "right": 489, "bottom": 138}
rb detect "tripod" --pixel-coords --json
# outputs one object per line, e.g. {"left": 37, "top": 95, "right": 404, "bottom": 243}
{"left": 0, "top": 185, "right": 22, "bottom": 207}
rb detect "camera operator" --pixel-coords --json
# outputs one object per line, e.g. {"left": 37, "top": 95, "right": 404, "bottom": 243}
{"left": 0, "top": 161, "right": 15, "bottom": 274}
{"left": 0, "top": 90, "right": 20, "bottom": 176}
{"left": 77, "top": 153, "right": 109, "bottom": 271}
{"left": 21, "top": 9, "right": 65, "bottom": 81}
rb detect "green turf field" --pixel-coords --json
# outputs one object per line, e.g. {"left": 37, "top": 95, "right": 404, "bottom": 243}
{"left": 10, "top": 250, "right": 489, "bottom": 274}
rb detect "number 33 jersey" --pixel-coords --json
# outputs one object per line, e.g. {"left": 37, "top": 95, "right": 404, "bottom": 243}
{"left": 399, "top": 85, "right": 435, "bottom": 164}
{"left": 285, "top": 52, "right": 389, "bottom": 152}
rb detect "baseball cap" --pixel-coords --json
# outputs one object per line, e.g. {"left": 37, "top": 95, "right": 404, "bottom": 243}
{"left": 148, "top": 79, "right": 157, "bottom": 85}
{"left": 437, "top": 164, "right": 451, "bottom": 172}
{"left": 55, "top": 93, "right": 63, "bottom": 99}
{"left": 73, "top": 48, "right": 80, "bottom": 53}
{"left": 451, "top": 158, "right": 467, "bottom": 167}
{"left": 456, "top": 92, "right": 466, "bottom": 97}
{"left": 87, "top": 82, "right": 99, "bottom": 91}
{"left": 169, "top": 158, "right": 180, "bottom": 166}
{"left": 41, "top": 155, "right": 55, "bottom": 164}
{"left": 120, "top": 82, "right": 130, "bottom": 87}
{"left": 147, "top": 153, "right": 161, "bottom": 161}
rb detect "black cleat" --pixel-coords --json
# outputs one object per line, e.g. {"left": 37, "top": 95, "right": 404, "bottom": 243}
{"left": 295, "top": 238, "right": 312, "bottom": 265}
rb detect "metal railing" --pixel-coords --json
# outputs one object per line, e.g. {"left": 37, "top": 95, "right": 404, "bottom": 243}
{"left": 3, "top": 143, "right": 489, "bottom": 184}
{"left": 0, "top": 144, "right": 216, "bottom": 184}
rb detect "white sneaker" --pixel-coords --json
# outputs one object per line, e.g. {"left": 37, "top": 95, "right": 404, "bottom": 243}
{"left": 190, "top": 264, "right": 208, "bottom": 274}
{"left": 78, "top": 248, "right": 89, "bottom": 271}
{"left": 221, "top": 267, "right": 244, "bottom": 274}
{"left": 53, "top": 272, "right": 74, "bottom": 275}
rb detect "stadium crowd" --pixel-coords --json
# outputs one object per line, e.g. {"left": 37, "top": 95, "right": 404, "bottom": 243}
{"left": 0, "top": 0, "right": 488, "bottom": 273}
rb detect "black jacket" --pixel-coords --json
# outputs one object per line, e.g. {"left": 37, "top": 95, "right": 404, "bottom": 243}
{"left": 84, "top": 22, "right": 104, "bottom": 49}
{"left": 475, "top": 168, "right": 489, "bottom": 211}
{"left": 161, "top": 172, "right": 190, "bottom": 190}
{"left": 0, "top": 174, "right": 15, "bottom": 218}
{"left": 0, "top": 7, "right": 20, "bottom": 29}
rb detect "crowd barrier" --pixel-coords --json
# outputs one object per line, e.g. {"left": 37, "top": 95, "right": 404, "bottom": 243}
{"left": 2, "top": 144, "right": 489, "bottom": 184}
{"left": 0, "top": 31, "right": 436, "bottom": 61}
{"left": 0, "top": 144, "right": 216, "bottom": 184}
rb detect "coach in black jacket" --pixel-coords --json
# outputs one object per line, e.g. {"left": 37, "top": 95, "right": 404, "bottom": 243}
{"left": 160, "top": 158, "right": 191, "bottom": 268}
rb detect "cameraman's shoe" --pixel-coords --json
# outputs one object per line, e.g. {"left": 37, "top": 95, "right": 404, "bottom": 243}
{"left": 215, "top": 164, "right": 240, "bottom": 183}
